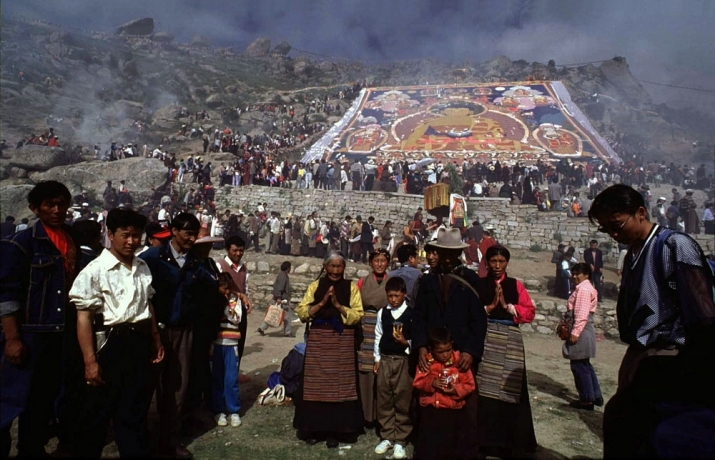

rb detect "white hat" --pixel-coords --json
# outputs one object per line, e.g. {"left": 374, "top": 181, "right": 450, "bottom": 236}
{"left": 428, "top": 228, "right": 469, "bottom": 249}
{"left": 194, "top": 236, "right": 223, "bottom": 245}
{"left": 658, "top": 196, "right": 667, "bottom": 202}
{"left": 81, "top": 202, "right": 89, "bottom": 207}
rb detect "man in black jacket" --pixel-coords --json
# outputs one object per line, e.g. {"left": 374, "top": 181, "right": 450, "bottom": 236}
{"left": 360, "top": 216, "right": 375, "bottom": 263}
{"left": 583, "top": 239, "right": 604, "bottom": 302}
{"left": 412, "top": 228, "right": 487, "bottom": 454}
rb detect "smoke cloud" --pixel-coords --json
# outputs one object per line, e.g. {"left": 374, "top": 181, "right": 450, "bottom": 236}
{"left": 3, "top": 0, "right": 714, "bottom": 108}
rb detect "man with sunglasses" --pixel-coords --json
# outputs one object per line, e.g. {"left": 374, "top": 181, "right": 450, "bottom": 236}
{"left": 589, "top": 184, "right": 715, "bottom": 458}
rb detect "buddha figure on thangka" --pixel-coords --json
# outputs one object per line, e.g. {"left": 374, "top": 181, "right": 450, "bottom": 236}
{"left": 329, "top": 83, "right": 611, "bottom": 165}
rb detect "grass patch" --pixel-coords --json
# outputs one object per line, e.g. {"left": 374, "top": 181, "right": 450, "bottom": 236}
{"left": 188, "top": 404, "right": 392, "bottom": 459}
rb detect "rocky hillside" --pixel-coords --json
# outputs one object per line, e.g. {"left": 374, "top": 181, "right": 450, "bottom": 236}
{"left": 1, "top": 16, "right": 713, "bottom": 216}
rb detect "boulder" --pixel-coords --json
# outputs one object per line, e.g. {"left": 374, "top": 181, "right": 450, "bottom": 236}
{"left": 357, "top": 269, "right": 370, "bottom": 278}
{"left": 293, "top": 60, "right": 313, "bottom": 76}
{"left": 256, "top": 261, "right": 270, "bottom": 272}
{"left": 272, "top": 41, "right": 292, "bottom": 56}
{"left": 152, "top": 105, "right": 184, "bottom": 130}
{"left": 114, "top": 100, "right": 145, "bottom": 120}
{"left": 121, "top": 60, "right": 139, "bottom": 78}
{"left": 28, "top": 158, "right": 168, "bottom": 200}
{"left": 190, "top": 35, "right": 211, "bottom": 48}
{"left": 246, "top": 262, "right": 257, "bottom": 272}
{"left": 484, "top": 55, "right": 513, "bottom": 76}
{"left": 205, "top": 94, "right": 223, "bottom": 108}
{"left": 245, "top": 37, "right": 271, "bottom": 56}
{"left": 67, "top": 47, "right": 93, "bottom": 63}
{"left": 116, "top": 18, "right": 155, "bottom": 36}
{"left": 293, "top": 263, "right": 310, "bottom": 274}
{"left": 0, "top": 184, "right": 35, "bottom": 221}
{"left": 524, "top": 279, "right": 542, "bottom": 291}
{"left": 10, "top": 167, "right": 28, "bottom": 178}
{"left": 151, "top": 31, "right": 175, "bottom": 43}
{"left": 8, "top": 145, "right": 81, "bottom": 172}
{"left": 49, "top": 31, "right": 74, "bottom": 46}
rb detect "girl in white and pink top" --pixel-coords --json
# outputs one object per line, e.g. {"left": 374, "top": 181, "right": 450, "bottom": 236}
{"left": 563, "top": 262, "right": 603, "bottom": 411}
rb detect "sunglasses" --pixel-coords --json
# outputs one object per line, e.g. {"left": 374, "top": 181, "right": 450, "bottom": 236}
{"left": 596, "top": 215, "right": 632, "bottom": 234}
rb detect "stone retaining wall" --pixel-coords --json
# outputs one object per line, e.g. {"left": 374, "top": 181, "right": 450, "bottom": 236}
{"left": 212, "top": 186, "right": 714, "bottom": 256}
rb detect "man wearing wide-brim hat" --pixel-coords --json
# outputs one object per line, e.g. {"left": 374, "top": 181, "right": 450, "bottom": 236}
{"left": 412, "top": 228, "right": 487, "bottom": 453}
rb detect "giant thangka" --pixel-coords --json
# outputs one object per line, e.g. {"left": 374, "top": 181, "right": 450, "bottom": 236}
{"left": 302, "top": 82, "right": 620, "bottom": 165}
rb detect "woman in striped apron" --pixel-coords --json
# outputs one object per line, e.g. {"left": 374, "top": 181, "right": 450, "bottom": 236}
{"left": 294, "top": 252, "right": 365, "bottom": 448}
{"left": 357, "top": 248, "right": 390, "bottom": 425}
{"left": 474, "top": 245, "right": 537, "bottom": 459}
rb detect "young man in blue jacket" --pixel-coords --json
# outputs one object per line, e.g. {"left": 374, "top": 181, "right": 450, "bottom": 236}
{"left": 0, "top": 181, "right": 79, "bottom": 457}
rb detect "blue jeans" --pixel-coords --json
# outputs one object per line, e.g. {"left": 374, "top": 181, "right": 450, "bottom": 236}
{"left": 570, "top": 358, "right": 602, "bottom": 403}
{"left": 211, "top": 345, "right": 241, "bottom": 415}
{"left": 0, "top": 332, "right": 63, "bottom": 456}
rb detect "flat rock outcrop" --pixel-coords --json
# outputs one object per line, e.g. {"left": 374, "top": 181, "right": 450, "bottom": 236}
{"left": 0, "top": 184, "right": 35, "bottom": 221}
{"left": 151, "top": 31, "right": 175, "bottom": 43}
{"left": 8, "top": 145, "right": 81, "bottom": 172}
{"left": 28, "top": 158, "right": 168, "bottom": 199}
{"left": 116, "top": 18, "right": 155, "bottom": 36}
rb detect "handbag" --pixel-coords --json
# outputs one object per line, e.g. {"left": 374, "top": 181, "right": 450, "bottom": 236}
{"left": 556, "top": 310, "right": 574, "bottom": 340}
{"left": 256, "top": 384, "right": 287, "bottom": 406}
{"left": 264, "top": 302, "right": 286, "bottom": 328}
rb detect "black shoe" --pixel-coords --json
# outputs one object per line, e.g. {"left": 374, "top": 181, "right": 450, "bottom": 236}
{"left": 594, "top": 397, "right": 604, "bottom": 407}
{"left": 256, "top": 328, "right": 265, "bottom": 336}
{"left": 569, "top": 400, "right": 594, "bottom": 411}
{"left": 304, "top": 438, "right": 319, "bottom": 446}
{"left": 326, "top": 438, "right": 339, "bottom": 449}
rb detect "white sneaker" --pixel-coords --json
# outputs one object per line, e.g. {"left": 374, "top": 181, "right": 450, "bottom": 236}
{"left": 375, "top": 439, "right": 394, "bottom": 454}
{"left": 215, "top": 413, "right": 227, "bottom": 427}
{"left": 393, "top": 444, "right": 406, "bottom": 459}
{"left": 229, "top": 413, "right": 242, "bottom": 427}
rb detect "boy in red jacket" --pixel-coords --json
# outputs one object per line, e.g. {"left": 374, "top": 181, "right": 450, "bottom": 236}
{"left": 413, "top": 327, "right": 476, "bottom": 459}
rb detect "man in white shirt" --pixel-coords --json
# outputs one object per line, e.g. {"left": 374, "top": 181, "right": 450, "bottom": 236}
{"left": 703, "top": 202, "right": 715, "bottom": 235}
{"left": 157, "top": 203, "right": 171, "bottom": 226}
{"left": 69, "top": 208, "right": 164, "bottom": 457}
{"left": 268, "top": 211, "right": 282, "bottom": 254}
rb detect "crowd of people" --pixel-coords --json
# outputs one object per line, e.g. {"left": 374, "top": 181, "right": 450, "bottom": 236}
{"left": 2, "top": 177, "right": 713, "bottom": 459}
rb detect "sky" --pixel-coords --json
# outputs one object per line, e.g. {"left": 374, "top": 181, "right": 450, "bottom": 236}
{"left": 3, "top": 0, "right": 715, "bottom": 108}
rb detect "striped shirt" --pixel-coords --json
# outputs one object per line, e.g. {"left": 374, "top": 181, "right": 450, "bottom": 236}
{"left": 214, "top": 295, "right": 242, "bottom": 346}
{"left": 568, "top": 279, "right": 598, "bottom": 337}
{"left": 619, "top": 225, "right": 715, "bottom": 348}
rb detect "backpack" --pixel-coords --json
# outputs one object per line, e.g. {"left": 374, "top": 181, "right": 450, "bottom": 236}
{"left": 654, "top": 229, "right": 715, "bottom": 301}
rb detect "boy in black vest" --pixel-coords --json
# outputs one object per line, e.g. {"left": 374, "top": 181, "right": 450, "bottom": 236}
{"left": 372, "top": 276, "right": 414, "bottom": 459}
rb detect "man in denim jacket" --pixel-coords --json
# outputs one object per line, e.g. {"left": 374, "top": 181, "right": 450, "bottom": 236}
{"left": 0, "top": 181, "right": 79, "bottom": 457}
